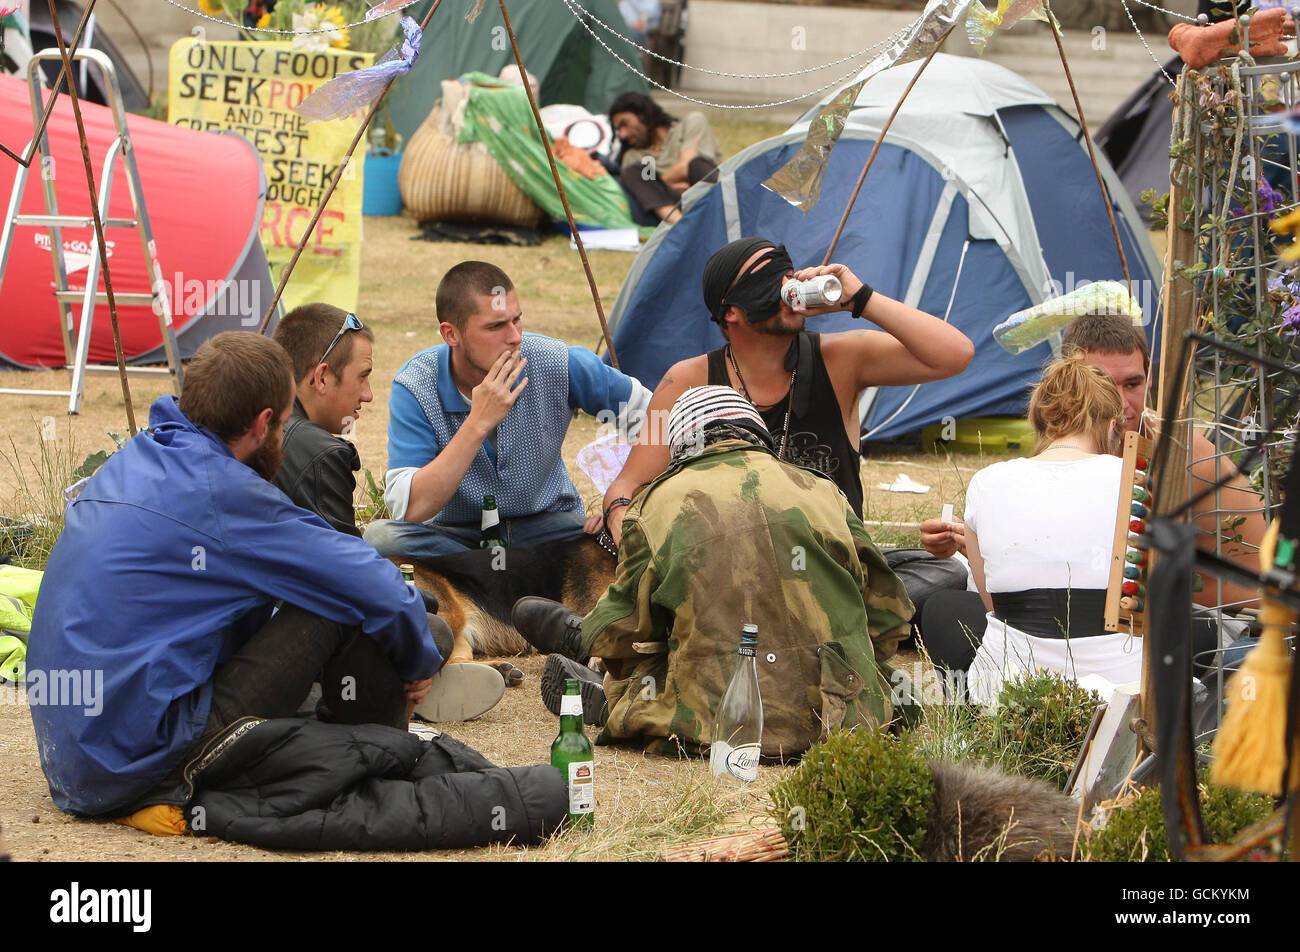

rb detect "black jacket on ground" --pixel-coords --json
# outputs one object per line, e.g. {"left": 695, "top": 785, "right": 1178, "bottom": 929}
{"left": 188, "top": 717, "right": 568, "bottom": 851}
{"left": 275, "top": 400, "right": 363, "bottom": 536}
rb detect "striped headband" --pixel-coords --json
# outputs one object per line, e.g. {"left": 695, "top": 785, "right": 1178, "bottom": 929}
{"left": 667, "top": 385, "right": 772, "bottom": 460}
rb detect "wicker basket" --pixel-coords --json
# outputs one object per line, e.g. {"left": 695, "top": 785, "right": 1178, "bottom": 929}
{"left": 399, "top": 99, "right": 543, "bottom": 227}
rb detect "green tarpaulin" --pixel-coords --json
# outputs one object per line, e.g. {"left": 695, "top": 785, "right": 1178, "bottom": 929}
{"left": 457, "top": 73, "right": 641, "bottom": 230}
{"left": 388, "top": 0, "right": 648, "bottom": 144}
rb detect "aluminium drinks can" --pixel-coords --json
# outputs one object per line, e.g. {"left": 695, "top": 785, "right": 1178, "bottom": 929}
{"left": 782, "top": 274, "right": 843, "bottom": 310}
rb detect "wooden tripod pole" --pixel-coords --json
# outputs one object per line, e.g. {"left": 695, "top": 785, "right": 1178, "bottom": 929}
{"left": 257, "top": 0, "right": 448, "bottom": 334}
{"left": 46, "top": 0, "right": 136, "bottom": 433}
{"left": 497, "top": 0, "right": 619, "bottom": 368}
{"left": 1044, "top": 0, "right": 1132, "bottom": 288}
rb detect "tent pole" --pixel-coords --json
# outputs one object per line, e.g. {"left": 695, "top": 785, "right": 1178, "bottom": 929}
{"left": 497, "top": 0, "right": 619, "bottom": 369}
{"left": 46, "top": 0, "right": 136, "bottom": 435}
{"left": 256, "top": 0, "right": 449, "bottom": 335}
{"left": 820, "top": 27, "right": 953, "bottom": 267}
{"left": 0, "top": 0, "right": 97, "bottom": 167}
{"left": 1043, "top": 0, "right": 1132, "bottom": 288}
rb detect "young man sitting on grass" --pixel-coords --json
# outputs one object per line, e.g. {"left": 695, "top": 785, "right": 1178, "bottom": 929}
{"left": 272, "top": 303, "right": 506, "bottom": 721}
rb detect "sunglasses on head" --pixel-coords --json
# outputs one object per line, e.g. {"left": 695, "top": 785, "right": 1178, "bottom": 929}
{"left": 318, "top": 313, "right": 364, "bottom": 367}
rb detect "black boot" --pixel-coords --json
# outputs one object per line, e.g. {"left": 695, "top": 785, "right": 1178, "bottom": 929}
{"left": 511, "top": 597, "right": 586, "bottom": 660}
{"left": 541, "top": 654, "right": 606, "bottom": 726}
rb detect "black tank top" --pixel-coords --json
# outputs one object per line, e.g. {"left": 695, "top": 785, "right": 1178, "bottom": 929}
{"left": 706, "top": 332, "right": 864, "bottom": 517}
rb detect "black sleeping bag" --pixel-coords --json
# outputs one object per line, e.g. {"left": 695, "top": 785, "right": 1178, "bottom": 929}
{"left": 187, "top": 717, "right": 568, "bottom": 851}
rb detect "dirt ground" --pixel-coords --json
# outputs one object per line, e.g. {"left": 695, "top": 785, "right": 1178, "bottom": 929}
{"left": 0, "top": 215, "right": 1002, "bottom": 862}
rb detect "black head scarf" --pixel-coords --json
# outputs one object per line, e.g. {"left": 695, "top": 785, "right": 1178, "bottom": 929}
{"left": 702, "top": 237, "right": 793, "bottom": 324}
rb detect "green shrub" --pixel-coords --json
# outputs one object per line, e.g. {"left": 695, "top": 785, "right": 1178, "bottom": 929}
{"left": 965, "top": 672, "right": 1102, "bottom": 791}
{"left": 768, "top": 730, "right": 934, "bottom": 862}
{"left": 1086, "top": 777, "right": 1275, "bottom": 862}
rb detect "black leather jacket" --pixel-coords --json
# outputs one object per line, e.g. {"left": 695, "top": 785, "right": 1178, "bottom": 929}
{"left": 275, "top": 400, "right": 362, "bottom": 537}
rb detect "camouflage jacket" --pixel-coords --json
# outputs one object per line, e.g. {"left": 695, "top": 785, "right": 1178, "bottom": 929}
{"left": 582, "top": 439, "right": 913, "bottom": 758}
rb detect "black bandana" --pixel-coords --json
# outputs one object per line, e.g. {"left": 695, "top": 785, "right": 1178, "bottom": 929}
{"left": 719, "top": 245, "right": 793, "bottom": 325}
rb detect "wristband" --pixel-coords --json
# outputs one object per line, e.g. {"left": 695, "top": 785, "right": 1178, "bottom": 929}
{"left": 603, "top": 496, "right": 633, "bottom": 524}
{"left": 849, "top": 282, "right": 874, "bottom": 320}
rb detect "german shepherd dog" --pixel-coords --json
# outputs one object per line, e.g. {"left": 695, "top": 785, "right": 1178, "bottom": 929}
{"left": 402, "top": 537, "right": 617, "bottom": 663}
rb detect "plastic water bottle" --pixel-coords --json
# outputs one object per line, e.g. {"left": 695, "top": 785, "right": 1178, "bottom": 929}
{"left": 710, "top": 624, "right": 763, "bottom": 782}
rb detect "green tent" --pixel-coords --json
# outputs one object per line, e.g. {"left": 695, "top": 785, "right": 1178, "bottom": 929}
{"left": 389, "top": 0, "right": 649, "bottom": 144}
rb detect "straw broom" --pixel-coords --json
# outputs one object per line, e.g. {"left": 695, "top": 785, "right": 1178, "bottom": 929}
{"left": 658, "top": 826, "right": 789, "bottom": 862}
{"left": 1211, "top": 520, "right": 1299, "bottom": 794}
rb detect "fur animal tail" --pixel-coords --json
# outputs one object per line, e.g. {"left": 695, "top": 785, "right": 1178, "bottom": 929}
{"left": 923, "top": 760, "right": 1080, "bottom": 862}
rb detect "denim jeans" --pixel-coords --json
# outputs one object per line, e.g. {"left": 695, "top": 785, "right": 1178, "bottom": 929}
{"left": 363, "top": 510, "right": 587, "bottom": 560}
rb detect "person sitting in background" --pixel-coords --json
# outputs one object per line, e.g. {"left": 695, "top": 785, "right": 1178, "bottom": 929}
{"left": 918, "top": 312, "right": 1263, "bottom": 675}
{"left": 608, "top": 91, "right": 721, "bottom": 225}
{"left": 960, "top": 353, "right": 1138, "bottom": 703}
{"left": 511, "top": 386, "right": 913, "bottom": 756}
{"left": 273, "top": 305, "right": 506, "bottom": 720}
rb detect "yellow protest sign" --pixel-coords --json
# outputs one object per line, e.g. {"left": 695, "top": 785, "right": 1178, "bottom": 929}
{"left": 168, "top": 40, "right": 372, "bottom": 314}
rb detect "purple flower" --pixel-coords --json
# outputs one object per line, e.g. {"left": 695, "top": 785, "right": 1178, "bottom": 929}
{"left": 1258, "top": 178, "right": 1284, "bottom": 215}
{"left": 1284, "top": 301, "right": 1300, "bottom": 334}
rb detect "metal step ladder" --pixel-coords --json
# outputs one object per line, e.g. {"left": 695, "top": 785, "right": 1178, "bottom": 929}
{"left": 0, "top": 47, "right": 181, "bottom": 414}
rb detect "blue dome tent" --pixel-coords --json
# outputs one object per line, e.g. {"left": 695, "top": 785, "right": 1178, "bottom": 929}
{"left": 605, "top": 53, "right": 1162, "bottom": 443}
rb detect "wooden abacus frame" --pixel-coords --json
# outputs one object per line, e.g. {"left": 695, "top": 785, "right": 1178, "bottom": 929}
{"left": 1106, "top": 431, "right": 1155, "bottom": 636}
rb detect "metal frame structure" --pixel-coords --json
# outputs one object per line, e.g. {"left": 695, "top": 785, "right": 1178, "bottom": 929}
{"left": 0, "top": 47, "right": 181, "bottom": 414}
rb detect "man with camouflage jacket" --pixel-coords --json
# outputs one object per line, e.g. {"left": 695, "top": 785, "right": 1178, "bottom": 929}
{"left": 513, "top": 386, "right": 913, "bottom": 758}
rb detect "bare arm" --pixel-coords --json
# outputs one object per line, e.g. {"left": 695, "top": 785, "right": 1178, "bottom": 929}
{"left": 964, "top": 525, "right": 994, "bottom": 613}
{"left": 602, "top": 361, "right": 700, "bottom": 543}
{"left": 404, "top": 351, "right": 528, "bottom": 524}
{"left": 793, "top": 263, "right": 974, "bottom": 388}
{"left": 660, "top": 148, "right": 701, "bottom": 188}
{"left": 1188, "top": 429, "right": 1265, "bottom": 609}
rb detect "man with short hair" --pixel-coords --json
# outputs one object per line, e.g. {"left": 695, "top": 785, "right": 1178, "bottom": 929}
{"left": 272, "top": 303, "right": 374, "bottom": 536}
{"left": 273, "top": 305, "right": 507, "bottom": 719}
{"left": 364, "top": 261, "right": 651, "bottom": 560}
{"left": 601, "top": 236, "right": 975, "bottom": 536}
{"left": 513, "top": 386, "right": 913, "bottom": 752}
{"left": 608, "top": 91, "right": 721, "bottom": 224}
{"left": 28, "top": 332, "right": 441, "bottom": 818}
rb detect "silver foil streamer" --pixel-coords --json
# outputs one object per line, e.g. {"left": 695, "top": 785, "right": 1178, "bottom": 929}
{"left": 762, "top": 0, "right": 975, "bottom": 211}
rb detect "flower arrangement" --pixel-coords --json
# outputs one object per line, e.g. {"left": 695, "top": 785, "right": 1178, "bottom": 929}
{"left": 198, "top": 0, "right": 397, "bottom": 54}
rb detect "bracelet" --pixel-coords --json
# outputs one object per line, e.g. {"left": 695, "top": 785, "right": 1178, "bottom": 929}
{"left": 850, "top": 282, "right": 874, "bottom": 320}
{"left": 603, "top": 496, "right": 633, "bottom": 524}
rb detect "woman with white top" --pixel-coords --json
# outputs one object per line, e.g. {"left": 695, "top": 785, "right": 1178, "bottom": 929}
{"left": 962, "top": 352, "right": 1139, "bottom": 705}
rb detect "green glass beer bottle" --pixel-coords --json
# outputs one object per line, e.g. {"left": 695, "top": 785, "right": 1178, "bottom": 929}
{"left": 480, "top": 494, "right": 504, "bottom": 549}
{"left": 550, "top": 678, "right": 595, "bottom": 829}
{"left": 399, "top": 563, "right": 416, "bottom": 585}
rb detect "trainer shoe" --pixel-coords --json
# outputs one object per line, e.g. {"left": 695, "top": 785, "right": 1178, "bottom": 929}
{"left": 413, "top": 662, "right": 505, "bottom": 723}
{"left": 541, "top": 654, "right": 606, "bottom": 726}
{"left": 511, "top": 596, "right": 586, "bottom": 660}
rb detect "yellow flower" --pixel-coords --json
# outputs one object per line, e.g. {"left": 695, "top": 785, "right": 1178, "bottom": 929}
{"left": 198, "top": 0, "right": 226, "bottom": 17}
{"left": 306, "top": 2, "right": 350, "bottom": 48}
{"left": 256, "top": 12, "right": 271, "bottom": 28}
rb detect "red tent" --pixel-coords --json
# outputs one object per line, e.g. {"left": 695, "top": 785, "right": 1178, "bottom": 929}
{"left": 0, "top": 74, "right": 276, "bottom": 369}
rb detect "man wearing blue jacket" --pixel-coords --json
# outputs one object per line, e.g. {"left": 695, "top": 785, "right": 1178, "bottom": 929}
{"left": 27, "top": 332, "right": 441, "bottom": 817}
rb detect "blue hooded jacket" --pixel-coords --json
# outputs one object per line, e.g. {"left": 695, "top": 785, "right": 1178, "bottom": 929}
{"left": 27, "top": 396, "right": 438, "bottom": 815}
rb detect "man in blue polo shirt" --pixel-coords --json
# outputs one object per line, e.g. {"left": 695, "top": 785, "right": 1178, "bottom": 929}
{"left": 364, "top": 261, "right": 651, "bottom": 559}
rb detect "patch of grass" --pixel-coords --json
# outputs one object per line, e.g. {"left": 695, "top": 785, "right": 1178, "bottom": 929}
{"left": 527, "top": 760, "right": 762, "bottom": 861}
{"left": 768, "top": 730, "right": 933, "bottom": 861}
{"left": 1085, "top": 774, "right": 1276, "bottom": 862}
{"left": 0, "top": 424, "right": 94, "bottom": 569}
{"left": 965, "top": 673, "right": 1103, "bottom": 792}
